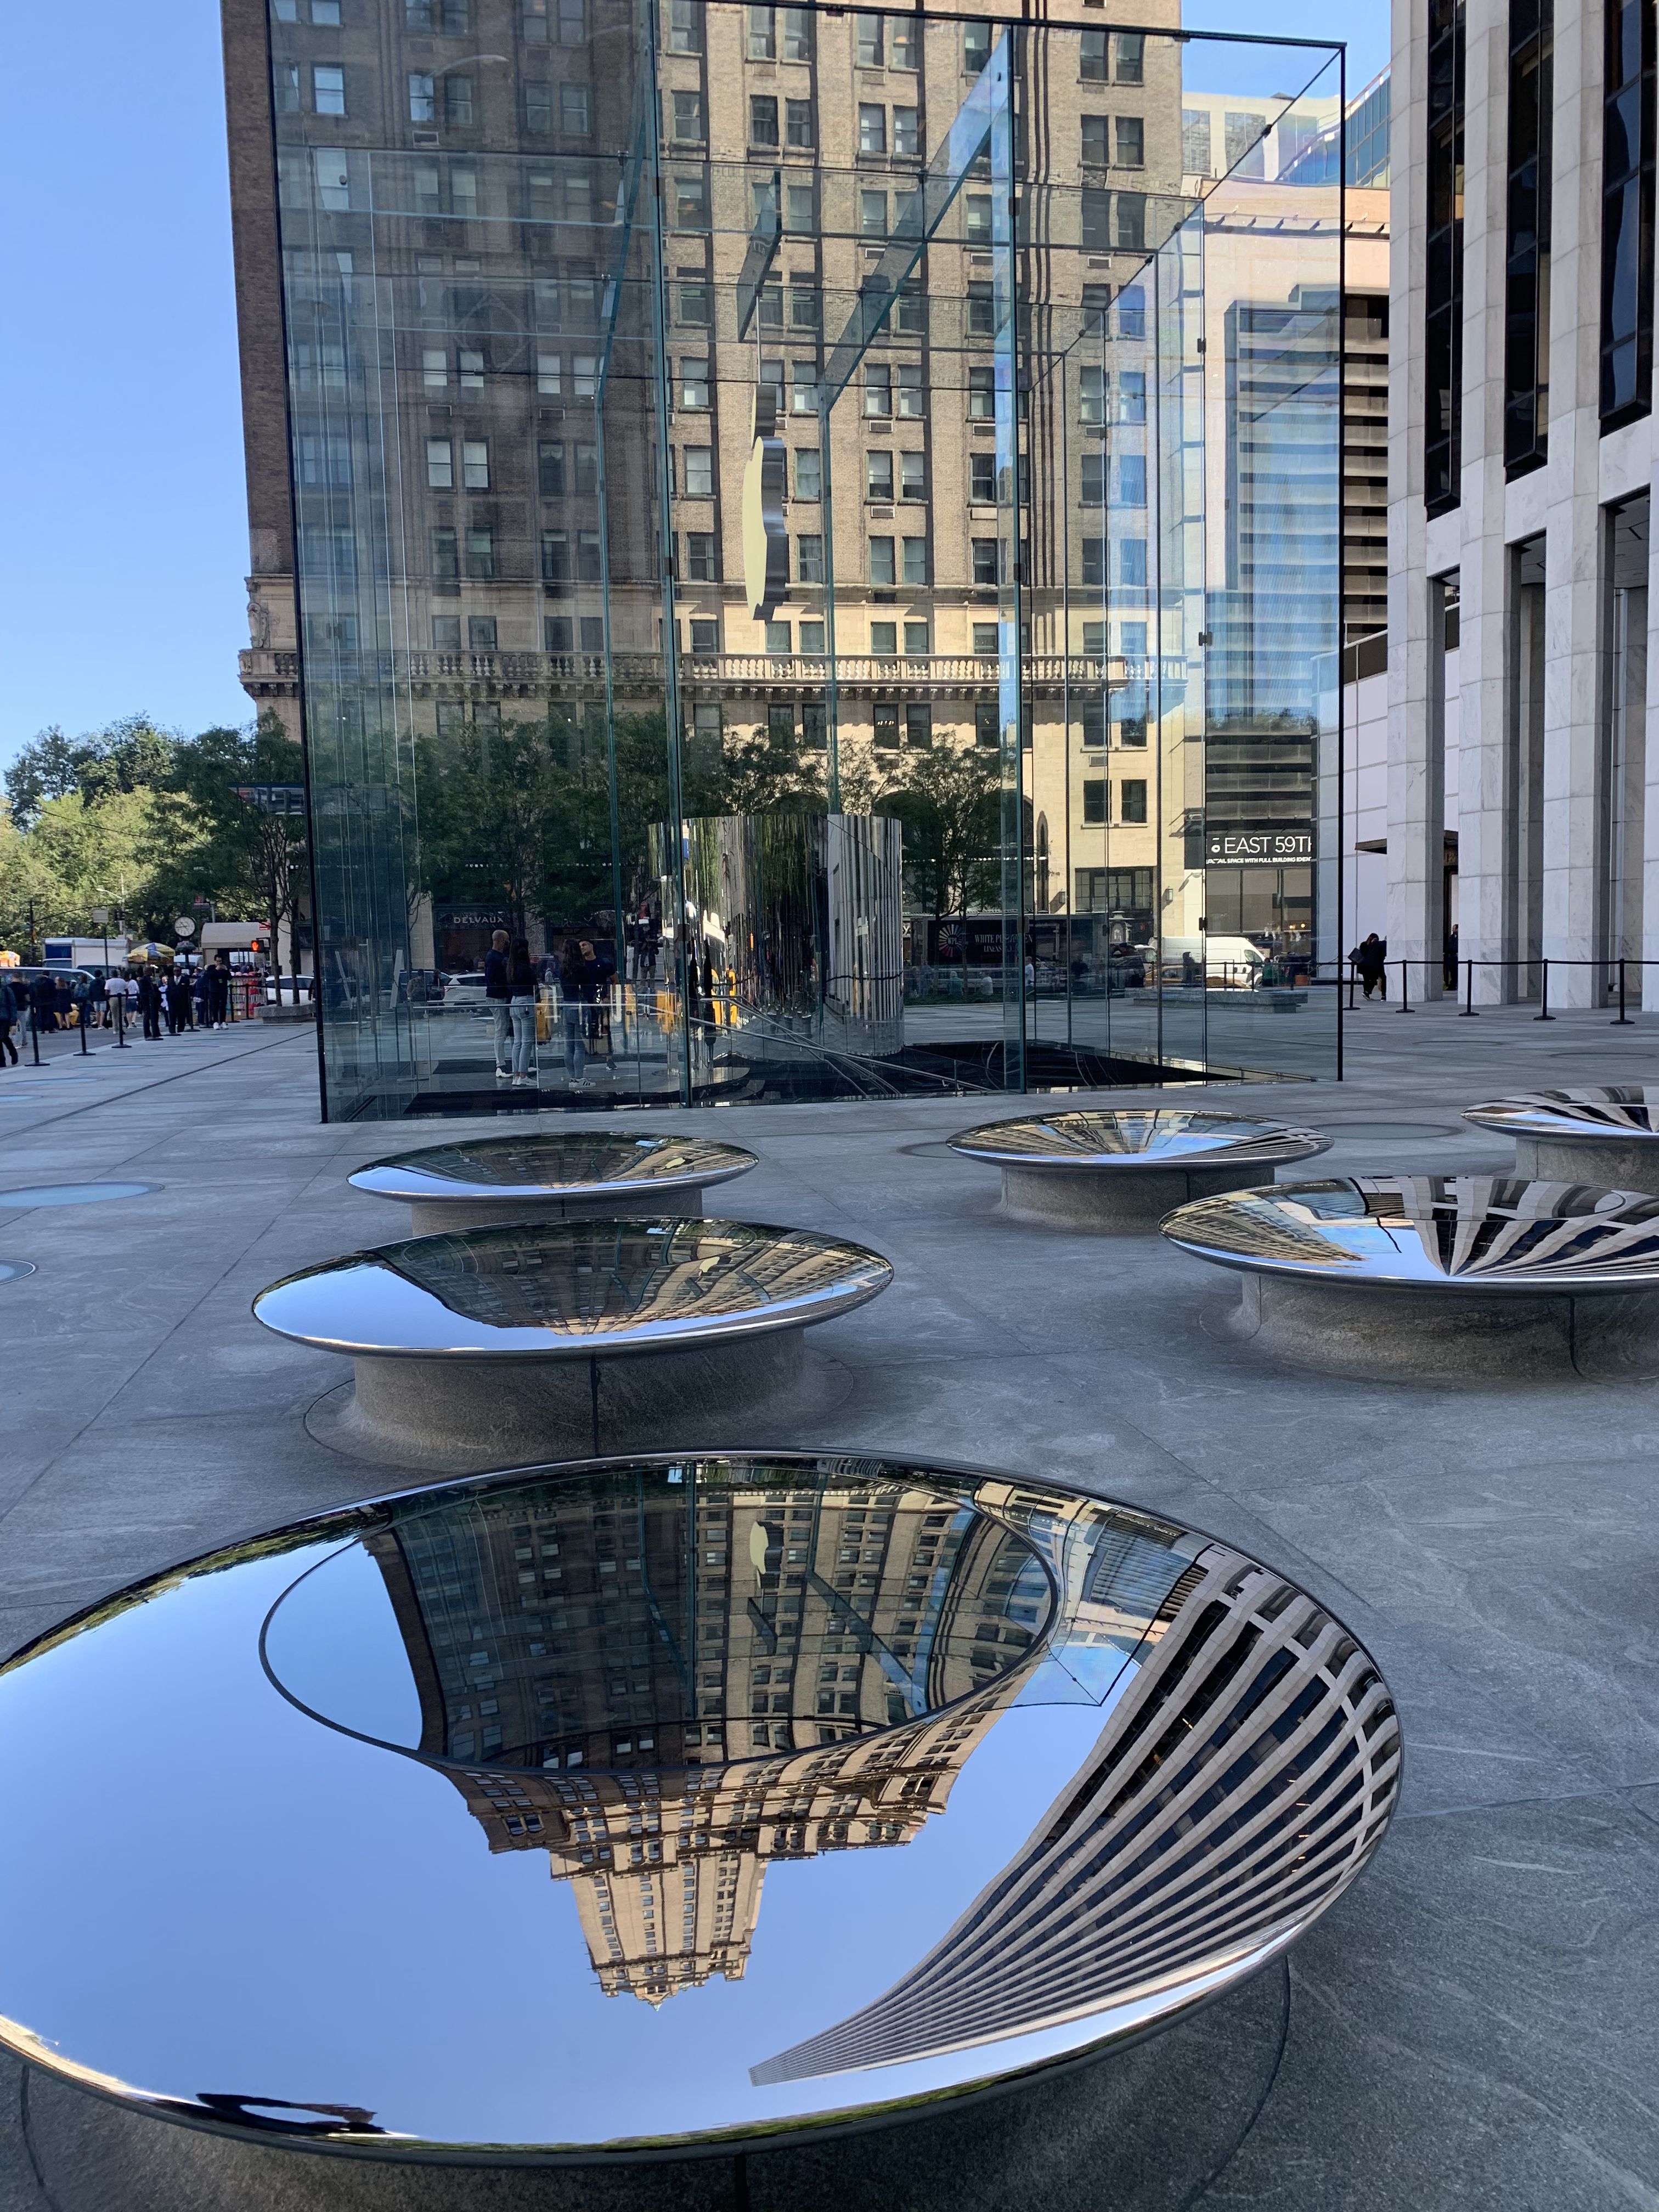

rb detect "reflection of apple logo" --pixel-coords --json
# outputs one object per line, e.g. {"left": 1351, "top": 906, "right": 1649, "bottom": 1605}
{"left": 742, "top": 386, "right": 789, "bottom": 622}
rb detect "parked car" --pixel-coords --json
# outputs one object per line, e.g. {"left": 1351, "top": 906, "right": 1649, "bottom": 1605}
{"left": 442, "top": 971, "right": 489, "bottom": 1009}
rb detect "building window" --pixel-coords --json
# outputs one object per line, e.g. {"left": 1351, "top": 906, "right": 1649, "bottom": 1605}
{"left": 275, "top": 62, "right": 301, "bottom": 112}
{"left": 432, "top": 526, "right": 459, "bottom": 578}
{"left": 468, "top": 616, "right": 497, "bottom": 651}
{"left": 680, "top": 358, "right": 710, "bottom": 408}
{"left": 675, "top": 89, "right": 706, "bottom": 141}
{"left": 543, "top": 527, "right": 569, "bottom": 582}
{"left": 791, "top": 362, "right": 817, "bottom": 413}
{"left": 794, "top": 448, "right": 821, "bottom": 499}
{"left": 966, "top": 280, "right": 995, "bottom": 338}
{"left": 432, "top": 615, "right": 461, "bottom": 650}
{"left": 1082, "top": 778, "right": 1106, "bottom": 825}
{"left": 1504, "top": 0, "right": 1553, "bottom": 472}
{"left": 751, "top": 95, "right": 778, "bottom": 146}
{"left": 1116, "top": 33, "right": 1144, "bottom": 83}
{"left": 462, "top": 439, "right": 489, "bottom": 489}
{"left": 865, "top": 364, "right": 891, "bottom": 416}
{"left": 539, "top": 439, "right": 566, "bottom": 496}
{"left": 678, "top": 273, "right": 710, "bottom": 325}
{"left": 1082, "top": 115, "right": 1108, "bottom": 168}
{"left": 1119, "top": 538, "right": 1147, "bottom": 588}
{"left": 896, "top": 363, "right": 924, "bottom": 416}
{"left": 1079, "top": 365, "right": 1105, "bottom": 425}
{"left": 902, "top": 702, "right": 932, "bottom": 749}
{"left": 1425, "top": 0, "right": 1466, "bottom": 510}
{"left": 574, "top": 441, "right": 598, "bottom": 494}
{"left": 787, "top": 98, "right": 814, "bottom": 149}
{"left": 1080, "top": 699, "right": 1105, "bottom": 748}
{"left": 1119, "top": 369, "right": 1147, "bottom": 422}
{"left": 902, "top": 535, "right": 928, "bottom": 585}
{"left": 557, "top": 0, "right": 585, "bottom": 42}
{"left": 868, "top": 536, "right": 896, "bottom": 586}
{"left": 790, "top": 276, "right": 820, "bottom": 330}
{"left": 971, "top": 538, "right": 999, "bottom": 586}
{"left": 859, "top": 104, "right": 887, "bottom": 156}
{"left": 313, "top": 64, "right": 345, "bottom": 114}
{"left": 668, "top": 0, "right": 702, "bottom": 52}
{"left": 867, "top": 450, "right": 894, "bottom": 499}
{"left": 964, "top": 194, "right": 992, "bottom": 243}
{"left": 765, "top": 622, "right": 793, "bottom": 659}
{"left": 538, "top": 350, "right": 562, "bottom": 394}
{"left": 1080, "top": 453, "right": 1105, "bottom": 507}
{"left": 561, "top": 82, "right": 590, "bottom": 134}
{"left": 408, "top": 72, "right": 435, "bottom": 122}
{"left": 781, "top": 5, "right": 811, "bottom": 59}
{"left": 458, "top": 347, "right": 483, "bottom": 391}
{"left": 577, "top": 530, "right": 602, "bottom": 581}
{"left": 899, "top": 451, "right": 926, "bottom": 501}
{"left": 873, "top": 704, "right": 900, "bottom": 749}
{"left": 748, "top": 4, "right": 775, "bottom": 59}
{"left": 683, "top": 445, "right": 714, "bottom": 497}
{"left": 1183, "top": 109, "right": 1213, "bottom": 174}
{"left": 426, "top": 438, "right": 454, "bottom": 489}
{"left": 1118, "top": 714, "right": 1148, "bottom": 747}
{"left": 1081, "top": 538, "right": 1106, "bottom": 589}
{"left": 1081, "top": 189, "right": 1111, "bottom": 251}
{"left": 544, "top": 614, "right": 574, "bottom": 650}
{"left": 968, "top": 365, "right": 995, "bottom": 419}
{"left": 465, "top": 527, "right": 495, "bottom": 579}
{"left": 1602, "top": 0, "right": 1656, "bottom": 426}
{"left": 1120, "top": 778, "right": 1148, "bottom": 823}
{"left": 1116, "top": 116, "right": 1144, "bottom": 168}
{"left": 686, "top": 532, "right": 718, "bottom": 581}
{"left": 785, "top": 180, "right": 816, "bottom": 231}
{"left": 795, "top": 533, "right": 824, "bottom": 583}
{"left": 445, "top": 75, "right": 474, "bottom": 126}
{"left": 1118, "top": 453, "right": 1147, "bottom": 506}
{"left": 904, "top": 619, "right": 929, "bottom": 652}
{"left": 975, "top": 698, "right": 999, "bottom": 747}
{"left": 1080, "top": 30, "right": 1107, "bottom": 81}
{"left": 856, "top": 12, "right": 884, "bottom": 64}
{"left": 861, "top": 188, "right": 888, "bottom": 238}
{"left": 690, "top": 618, "right": 720, "bottom": 653}
{"left": 1118, "top": 284, "right": 1146, "bottom": 340}
{"left": 871, "top": 620, "right": 898, "bottom": 653}
{"left": 1115, "top": 193, "right": 1146, "bottom": 250}
{"left": 801, "top": 622, "right": 825, "bottom": 655}
{"left": 802, "top": 697, "right": 826, "bottom": 742}
{"left": 970, "top": 453, "right": 995, "bottom": 503}
{"left": 893, "top": 108, "right": 919, "bottom": 157}
{"left": 674, "top": 172, "right": 709, "bottom": 228}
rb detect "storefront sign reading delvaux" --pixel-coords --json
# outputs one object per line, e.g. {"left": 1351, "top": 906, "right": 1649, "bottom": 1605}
{"left": 1204, "top": 828, "right": 1314, "bottom": 867}
{"left": 742, "top": 385, "right": 789, "bottom": 622}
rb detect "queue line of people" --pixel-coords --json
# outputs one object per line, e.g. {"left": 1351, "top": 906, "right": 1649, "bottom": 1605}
{"left": 0, "top": 955, "right": 239, "bottom": 1063}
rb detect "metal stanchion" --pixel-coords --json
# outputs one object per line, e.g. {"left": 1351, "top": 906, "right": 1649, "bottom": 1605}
{"left": 1398, "top": 960, "right": 1413, "bottom": 1013}
{"left": 115, "top": 995, "right": 128, "bottom": 1049}
{"left": 28, "top": 1008, "right": 41, "bottom": 1066}
{"left": 1534, "top": 959, "right": 1553, "bottom": 1022}
{"left": 1612, "top": 959, "right": 1633, "bottom": 1025}
{"left": 79, "top": 1008, "right": 89, "bottom": 1053}
{"left": 1459, "top": 958, "right": 1479, "bottom": 1015}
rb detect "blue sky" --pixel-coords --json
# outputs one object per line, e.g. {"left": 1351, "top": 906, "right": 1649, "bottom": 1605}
{"left": 0, "top": 0, "right": 1389, "bottom": 781}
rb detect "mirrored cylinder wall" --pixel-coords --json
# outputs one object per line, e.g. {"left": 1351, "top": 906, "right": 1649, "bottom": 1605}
{"left": 239, "top": 0, "right": 1345, "bottom": 1118}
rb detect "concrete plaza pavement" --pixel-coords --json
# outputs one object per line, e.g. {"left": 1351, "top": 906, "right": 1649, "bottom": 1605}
{"left": 2, "top": 995, "right": 1658, "bottom": 2207}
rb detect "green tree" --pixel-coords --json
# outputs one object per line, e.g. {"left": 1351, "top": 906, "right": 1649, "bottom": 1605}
{"left": 875, "top": 746, "right": 1002, "bottom": 918}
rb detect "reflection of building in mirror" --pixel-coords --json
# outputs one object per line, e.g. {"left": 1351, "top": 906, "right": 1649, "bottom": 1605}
{"left": 363, "top": 1468, "right": 1064, "bottom": 2002}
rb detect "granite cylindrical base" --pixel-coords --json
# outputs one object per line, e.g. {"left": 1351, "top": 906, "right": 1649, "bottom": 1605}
{"left": 1223, "top": 1270, "right": 1659, "bottom": 1378}
{"left": 998, "top": 1161, "right": 1274, "bottom": 1232}
{"left": 405, "top": 1187, "right": 709, "bottom": 1237}
{"left": 1510, "top": 1136, "right": 1659, "bottom": 1198}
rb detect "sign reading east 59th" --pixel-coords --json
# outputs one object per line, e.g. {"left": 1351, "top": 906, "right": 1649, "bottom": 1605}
{"left": 1205, "top": 828, "right": 1314, "bottom": 866}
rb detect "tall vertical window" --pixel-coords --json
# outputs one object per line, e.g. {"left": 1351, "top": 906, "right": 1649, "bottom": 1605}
{"left": 1602, "top": 0, "right": 1656, "bottom": 426}
{"left": 1424, "top": 0, "right": 1465, "bottom": 512}
{"left": 1504, "top": 0, "right": 1552, "bottom": 473}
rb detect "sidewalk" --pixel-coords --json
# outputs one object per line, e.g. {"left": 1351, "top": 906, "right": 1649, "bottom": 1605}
{"left": 1, "top": 1026, "right": 1656, "bottom": 2208}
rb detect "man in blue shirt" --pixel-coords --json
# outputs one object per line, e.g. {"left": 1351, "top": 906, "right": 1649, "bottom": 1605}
{"left": 483, "top": 928, "right": 512, "bottom": 1081}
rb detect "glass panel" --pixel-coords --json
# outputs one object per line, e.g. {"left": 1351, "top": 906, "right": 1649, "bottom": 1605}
{"left": 264, "top": 3, "right": 1342, "bottom": 1115}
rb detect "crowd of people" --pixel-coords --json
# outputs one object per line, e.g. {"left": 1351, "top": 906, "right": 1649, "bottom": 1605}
{"left": 0, "top": 955, "right": 240, "bottom": 1063}
{"left": 483, "top": 929, "right": 616, "bottom": 1090}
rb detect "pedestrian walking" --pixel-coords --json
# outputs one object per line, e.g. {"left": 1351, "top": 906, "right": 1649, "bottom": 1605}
{"left": 1351, "top": 933, "right": 1388, "bottom": 1000}
{"left": 484, "top": 928, "right": 512, "bottom": 1080}
{"left": 561, "top": 937, "right": 595, "bottom": 1086}
{"left": 507, "top": 938, "right": 538, "bottom": 1089}
{"left": 0, "top": 977, "right": 19, "bottom": 1066}
{"left": 91, "top": 972, "right": 109, "bottom": 1029}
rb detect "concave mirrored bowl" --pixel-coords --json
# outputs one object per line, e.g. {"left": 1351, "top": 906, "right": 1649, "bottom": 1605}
{"left": 0, "top": 1453, "right": 1398, "bottom": 2158}
{"left": 1463, "top": 1088, "right": 1659, "bottom": 1141}
{"left": 1161, "top": 1175, "right": 1659, "bottom": 1291}
{"left": 946, "top": 1109, "right": 1331, "bottom": 1170}
{"left": 349, "top": 1132, "right": 759, "bottom": 1204}
{"left": 251, "top": 1218, "right": 891, "bottom": 1358}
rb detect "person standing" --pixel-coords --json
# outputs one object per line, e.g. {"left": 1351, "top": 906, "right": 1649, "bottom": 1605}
{"left": 137, "top": 968, "right": 162, "bottom": 1040}
{"left": 207, "top": 954, "right": 231, "bottom": 1029}
{"left": 560, "top": 937, "right": 592, "bottom": 1086}
{"left": 0, "top": 975, "right": 18, "bottom": 1066}
{"left": 1353, "top": 933, "right": 1388, "bottom": 1000}
{"left": 167, "top": 968, "right": 191, "bottom": 1034}
{"left": 507, "top": 937, "right": 538, "bottom": 1089}
{"left": 484, "top": 928, "right": 512, "bottom": 1081}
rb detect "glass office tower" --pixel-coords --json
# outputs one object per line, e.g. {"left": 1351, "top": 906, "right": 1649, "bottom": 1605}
{"left": 240, "top": 0, "right": 1344, "bottom": 1119}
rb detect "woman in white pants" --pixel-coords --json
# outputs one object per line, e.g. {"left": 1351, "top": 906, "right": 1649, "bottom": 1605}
{"left": 508, "top": 938, "right": 538, "bottom": 1088}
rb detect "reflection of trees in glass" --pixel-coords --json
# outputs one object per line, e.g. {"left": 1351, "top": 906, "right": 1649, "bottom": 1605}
{"left": 874, "top": 746, "right": 1002, "bottom": 919}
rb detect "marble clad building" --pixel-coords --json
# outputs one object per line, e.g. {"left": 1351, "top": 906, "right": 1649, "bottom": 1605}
{"left": 1389, "top": 0, "right": 1659, "bottom": 1006}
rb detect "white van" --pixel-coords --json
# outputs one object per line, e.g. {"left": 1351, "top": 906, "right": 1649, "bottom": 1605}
{"left": 1159, "top": 935, "right": 1266, "bottom": 989}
